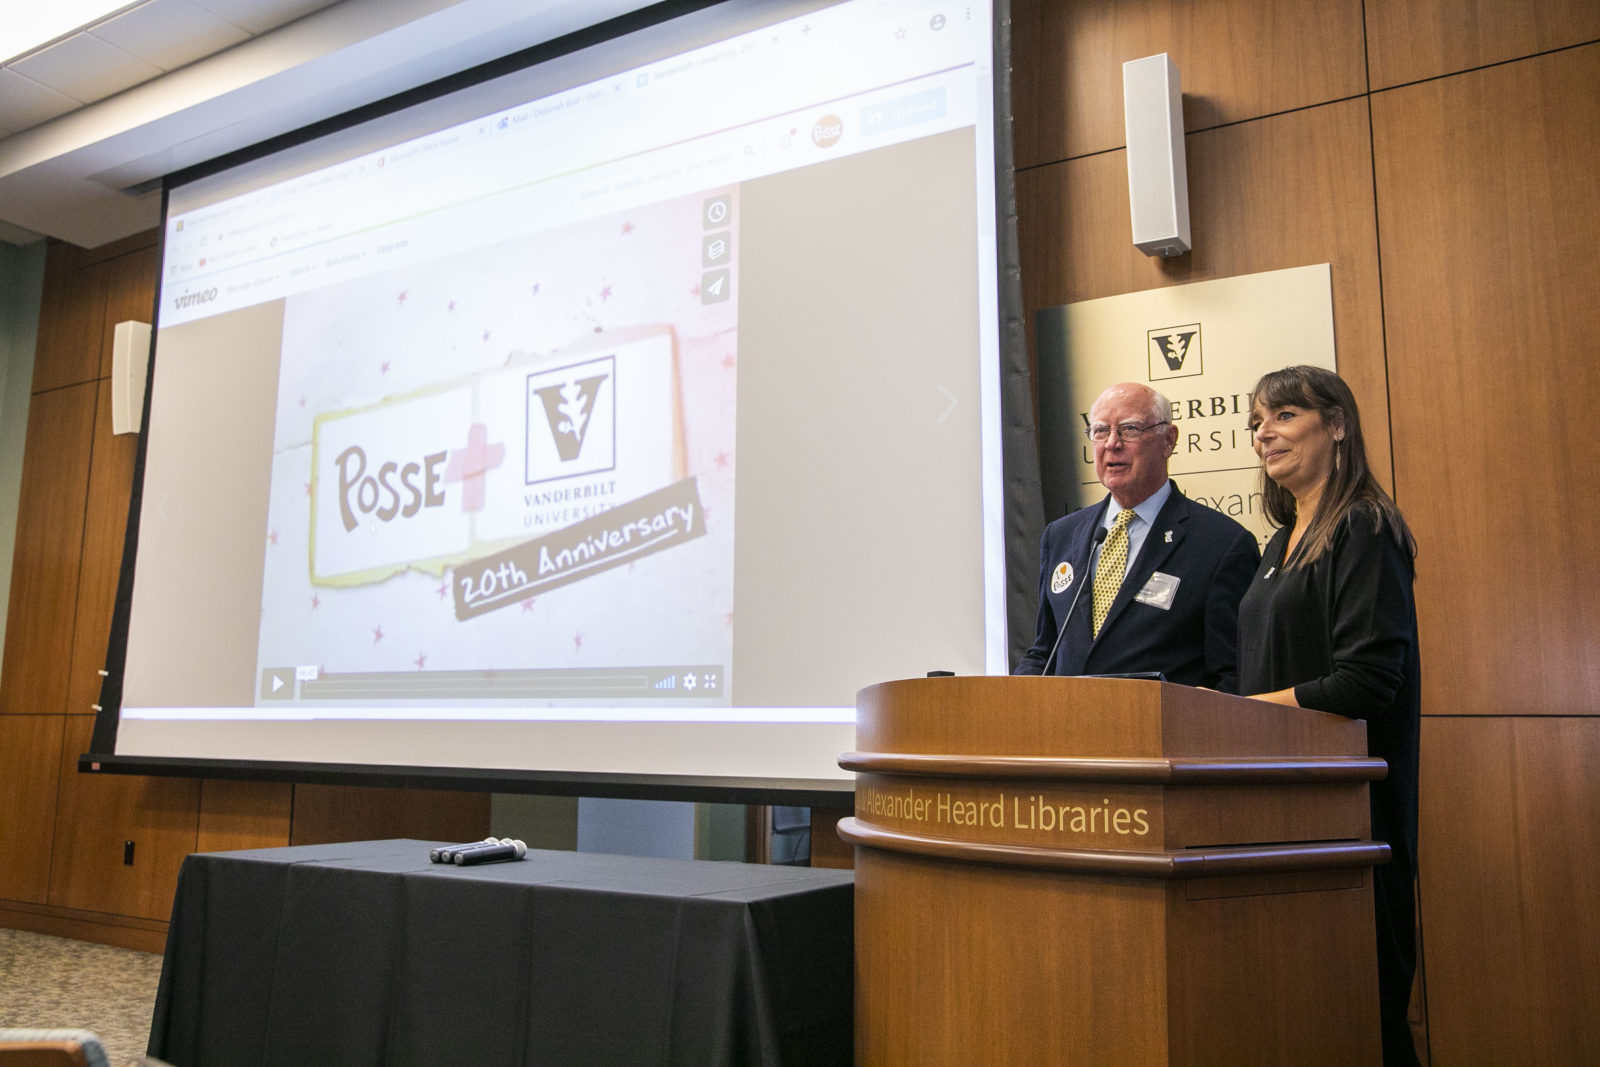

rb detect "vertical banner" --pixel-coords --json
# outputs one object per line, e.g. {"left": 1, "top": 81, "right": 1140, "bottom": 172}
{"left": 1036, "top": 264, "right": 1336, "bottom": 545}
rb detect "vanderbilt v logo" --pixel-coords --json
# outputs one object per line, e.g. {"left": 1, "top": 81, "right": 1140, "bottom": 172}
{"left": 1153, "top": 330, "right": 1197, "bottom": 370}
{"left": 533, "top": 375, "right": 608, "bottom": 461}
{"left": 1146, "top": 322, "right": 1202, "bottom": 381}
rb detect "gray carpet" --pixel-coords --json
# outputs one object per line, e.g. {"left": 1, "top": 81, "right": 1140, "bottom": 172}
{"left": 0, "top": 928, "right": 164, "bottom": 1067}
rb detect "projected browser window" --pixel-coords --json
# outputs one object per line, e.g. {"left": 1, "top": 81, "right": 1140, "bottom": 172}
{"left": 257, "top": 189, "right": 738, "bottom": 714}
{"left": 118, "top": 0, "right": 1001, "bottom": 780}
{"left": 158, "top": 7, "right": 980, "bottom": 328}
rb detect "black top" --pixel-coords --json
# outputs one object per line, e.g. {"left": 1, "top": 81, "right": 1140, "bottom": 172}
{"left": 1238, "top": 504, "right": 1419, "bottom": 862}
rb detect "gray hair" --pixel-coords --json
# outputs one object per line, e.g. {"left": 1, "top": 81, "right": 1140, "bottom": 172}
{"left": 1145, "top": 387, "right": 1172, "bottom": 424}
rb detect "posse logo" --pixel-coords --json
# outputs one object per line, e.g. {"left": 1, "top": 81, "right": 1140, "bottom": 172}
{"left": 1147, "top": 323, "right": 1202, "bottom": 381}
{"left": 333, "top": 444, "right": 447, "bottom": 532}
{"left": 811, "top": 114, "right": 843, "bottom": 148}
{"left": 1050, "top": 561, "right": 1074, "bottom": 594}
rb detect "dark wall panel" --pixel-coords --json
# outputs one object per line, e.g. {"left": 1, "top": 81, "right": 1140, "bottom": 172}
{"left": 48, "top": 716, "right": 200, "bottom": 921}
{"left": 0, "top": 714, "right": 66, "bottom": 904}
{"left": 1012, "top": 0, "right": 1368, "bottom": 166}
{"left": 290, "top": 784, "right": 490, "bottom": 846}
{"left": 196, "top": 780, "right": 293, "bottom": 854}
{"left": 1374, "top": 43, "right": 1600, "bottom": 718}
{"left": 29, "top": 245, "right": 106, "bottom": 394}
{"left": 65, "top": 379, "right": 140, "bottom": 720}
{"left": 1366, "top": 0, "right": 1600, "bottom": 89}
{"left": 1419, "top": 716, "right": 1600, "bottom": 1065}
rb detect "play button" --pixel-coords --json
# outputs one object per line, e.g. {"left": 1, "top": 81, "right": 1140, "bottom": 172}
{"left": 260, "top": 667, "right": 296, "bottom": 700}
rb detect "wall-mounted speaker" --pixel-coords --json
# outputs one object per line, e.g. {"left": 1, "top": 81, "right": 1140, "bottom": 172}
{"left": 111, "top": 320, "right": 152, "bottom": 435}
{"left": 1122, "top": 53, "right": 1190, "bottom": 257}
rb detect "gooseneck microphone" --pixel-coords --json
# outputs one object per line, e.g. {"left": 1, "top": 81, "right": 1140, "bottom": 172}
{"left": 1041, "top": 525, "right": 1109, "bottom": 677}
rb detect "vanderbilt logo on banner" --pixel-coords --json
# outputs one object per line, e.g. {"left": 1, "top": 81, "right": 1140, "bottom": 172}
{"left": 1036, "top": 264, "right": 1337, "bottom": 546}
{"left": 527, "top": 356, "right": 615, "bottom": 481}
{"left": 1149, "top": 324, "right": 1201, "bottom": 380}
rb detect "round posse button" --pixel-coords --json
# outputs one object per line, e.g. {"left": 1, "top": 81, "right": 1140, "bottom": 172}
{"left": 811, "top": 114, "right": 843, "bottom": 148}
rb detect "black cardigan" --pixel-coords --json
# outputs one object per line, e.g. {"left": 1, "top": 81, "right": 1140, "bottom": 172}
{"left": 1237, "top": 504, "right": 1420, "bottom": 862}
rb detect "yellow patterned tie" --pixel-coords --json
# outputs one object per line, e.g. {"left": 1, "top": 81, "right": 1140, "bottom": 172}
{"left": 1092, "top": 508, "right": 1137, "bottom": 638}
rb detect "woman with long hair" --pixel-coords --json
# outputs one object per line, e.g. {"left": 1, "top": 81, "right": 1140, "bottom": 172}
{"left": 1238, "top": 365, "right": 1421, "bottom": 1067}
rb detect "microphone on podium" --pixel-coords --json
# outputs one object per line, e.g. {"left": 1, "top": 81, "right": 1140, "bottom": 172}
{"left": 1041, "top": 525, "right": 1109, "bottom": 677}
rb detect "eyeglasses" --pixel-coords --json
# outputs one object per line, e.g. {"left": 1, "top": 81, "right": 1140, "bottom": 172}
{"left": 1083, "top": 419, "right": 1169, "bottom": 443}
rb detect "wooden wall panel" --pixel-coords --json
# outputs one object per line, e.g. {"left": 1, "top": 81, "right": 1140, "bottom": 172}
{"left": 1017, "top": 98, "right": 1391, "bottom": 482}
{"left": 1366, "top": 0, "right": 1600, "bottom": 89}
{"left": 93, "top": 241, "right": 158, "bottom": 381}
{"left": 1419, "top": 717, "right": 1600, "bottom": 1065}
{"left": 196, "top": 780, "right": 292, "bottom": 853}
{"left": 65, "top": 379, "right": 139, "bottom": 720}
{"left": 29, "top": 244, "right": 105, "bottom": 393}
{"left": 1374, "top": 44, "right": 1600, "bottom": 717}
{"left": 809, "top": 806, "right": 852, "bottom": 869}
{"left": 0, "top": 715, "right": 65, "bottom": 904}
{"left": 290, "top": 784, "right": 490, "bottom": 846}
{"left": 0, "top": 382, "right": 97, "bottom": 717}
{"left": 1011, "top": 0, "right": 1368, "bottom": 166}
{"left": 48, "top": 716, "right": 199, "bottom": 921}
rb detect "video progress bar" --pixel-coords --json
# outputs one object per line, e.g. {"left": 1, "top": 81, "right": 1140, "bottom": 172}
{"left": 293, "top": 665, "right": 725, "bottom": 701}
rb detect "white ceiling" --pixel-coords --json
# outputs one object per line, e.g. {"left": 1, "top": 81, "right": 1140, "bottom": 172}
{"left": 0, "top": 0, "right": 653, "bottom": 248}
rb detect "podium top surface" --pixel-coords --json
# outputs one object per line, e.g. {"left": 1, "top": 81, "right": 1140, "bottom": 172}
{"left": 854, "top": 676, "right": 1367, "bottom": 760}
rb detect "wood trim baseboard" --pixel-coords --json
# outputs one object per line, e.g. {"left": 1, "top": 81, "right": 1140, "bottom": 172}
{"left": 0, "top": 899, "right": 168, "bottom": 954}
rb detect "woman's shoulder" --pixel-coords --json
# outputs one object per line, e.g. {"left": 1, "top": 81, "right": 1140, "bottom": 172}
{"left": 1332, "top": 498, "right": 1413, "bottom": 562}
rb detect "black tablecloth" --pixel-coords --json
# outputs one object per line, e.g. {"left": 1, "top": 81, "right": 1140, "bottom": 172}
{"left": 148, "top": 840, "right": 854, "bottom": 1066}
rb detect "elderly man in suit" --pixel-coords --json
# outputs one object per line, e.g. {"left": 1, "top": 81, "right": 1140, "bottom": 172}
{"left": 1016, "top": 382, "right": 1259, "bottom": 691}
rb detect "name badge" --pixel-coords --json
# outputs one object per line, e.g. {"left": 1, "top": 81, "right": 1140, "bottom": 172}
{"left": 1134, "top": 571, "right": 1180, "bottom": 611}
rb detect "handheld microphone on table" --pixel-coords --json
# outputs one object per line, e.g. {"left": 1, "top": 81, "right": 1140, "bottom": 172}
{"left": 430, "top": 838, "right": 498, "bottom": 864}
{"left": 453, "top": 839, "right": 528, "bottom": 865}
{"left": 1041, "top": 525, "right": 1109, "bottom": 677}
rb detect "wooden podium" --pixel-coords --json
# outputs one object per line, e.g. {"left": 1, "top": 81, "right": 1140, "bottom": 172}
{"left": 837, "top": 677, "right": 1386, "bottom": 1066}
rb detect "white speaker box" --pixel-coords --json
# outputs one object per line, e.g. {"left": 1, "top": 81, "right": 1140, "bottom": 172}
{"left": 111, "top": 320, "right": 152, "bottom": 435}
{"left": 1123, "top": 53, "right": 1190, "bottom": 257}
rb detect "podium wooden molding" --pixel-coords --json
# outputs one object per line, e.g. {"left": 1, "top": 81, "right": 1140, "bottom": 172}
{"left": 838, "top": 676, "right": 1385, "bottom": 1066}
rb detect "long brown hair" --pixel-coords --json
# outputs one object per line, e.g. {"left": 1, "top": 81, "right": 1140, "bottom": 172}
{"left": 1250, "top": 366, "right": 1416, "bottom": 567}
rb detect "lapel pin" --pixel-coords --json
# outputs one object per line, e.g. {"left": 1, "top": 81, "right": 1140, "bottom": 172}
{"left": 1164, "top": 530, "right": 1173, "bottom": 543}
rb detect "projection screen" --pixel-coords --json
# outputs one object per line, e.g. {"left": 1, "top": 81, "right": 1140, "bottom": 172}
{"left": 91, "top": 0, "right": 1028, "bottom": 801}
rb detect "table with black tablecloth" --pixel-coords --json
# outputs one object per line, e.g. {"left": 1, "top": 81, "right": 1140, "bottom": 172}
{"left": 148, "top": 840, "right": 854, "bottom": 1066}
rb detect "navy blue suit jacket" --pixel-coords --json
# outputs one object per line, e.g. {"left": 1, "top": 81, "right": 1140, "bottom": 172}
{"left": 1016, "top": 482, "right": 1260, "bottom": 692}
